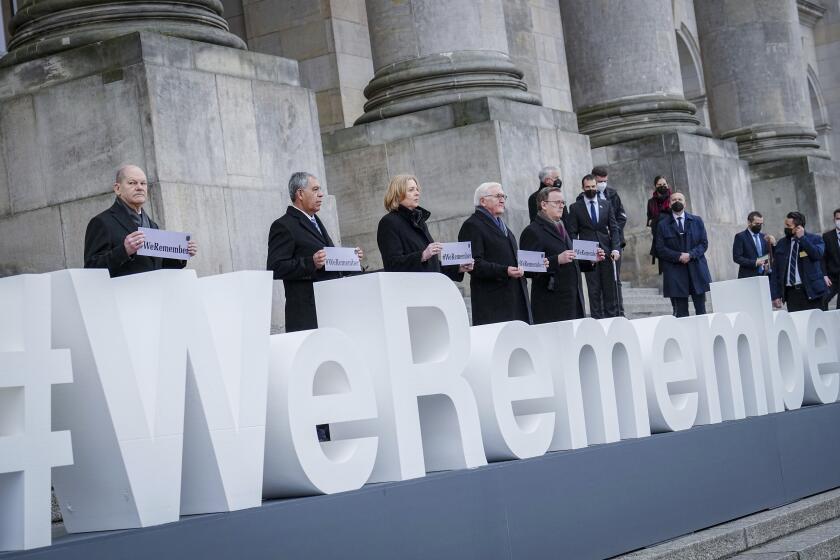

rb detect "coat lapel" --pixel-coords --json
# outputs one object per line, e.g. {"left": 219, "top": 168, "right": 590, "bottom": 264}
{"left": 475, "top": 209, "right": 508, "bottom": 239}
{"left": 289, "top": 207, "right": 327, "bottom": 245}
{"left": 108, "top": 201, "right": 139, "bottom": 235}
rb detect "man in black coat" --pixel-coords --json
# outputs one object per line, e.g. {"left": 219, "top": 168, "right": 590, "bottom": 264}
{"left": 266, "top": 172, "right": 363, "bottom": 333}
{"left": 732, "top": 211, "right": 775, "bottom": 279}
{"left": 566, "top": 174, "right": 622, "bottom": 318}
{"left": 458, "top": 182, "right": 532, "bottom": 326}
{"left": 823, "top": 208, "right": 840, "bottom": 310}
{"left": 520, "top": 187, "right": 605, "bottom": 323}
{"left": 84, "top": 165, "right": 197, "bottom": 277}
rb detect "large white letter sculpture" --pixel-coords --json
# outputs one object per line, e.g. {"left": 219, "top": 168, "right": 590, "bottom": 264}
{"left": 711, "top": 276, "right": 804, "bottom": 411}
{"left": 50, "top": 269, "right": 190, "bottom": 532}
{"left": 466, "top": 321, "right": 555, "bottom": 460}
{"left": 315, "top": 272, "right": 486, "bottom": 482}
{"left": 632, "top": 316, "right": 699, "bottom": 432}
{"left": 264, "top": 328, "right": 378, "bottom": 496}
{"left": 0, "top": 275, "right": 73, "bottom": 551}
{"left": 790, "top": 310, "right": 840, "bottom": 405}
{"left": 181, "top": 271, "right": 273, "bottom": 514}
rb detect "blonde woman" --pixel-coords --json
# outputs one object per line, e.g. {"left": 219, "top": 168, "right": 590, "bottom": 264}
{"left": 376, "top": 174, "right": 472, "bottom": 276}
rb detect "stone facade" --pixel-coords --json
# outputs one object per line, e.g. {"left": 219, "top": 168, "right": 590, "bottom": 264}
{"left": 0, "top": 0, "right": 839, "bottom": 307}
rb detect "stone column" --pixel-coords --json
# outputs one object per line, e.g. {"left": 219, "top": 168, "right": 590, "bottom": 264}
{"left": 559, "top": 0, "right": 705, "bottom": 147}
{"left": 694, "top": 0, "right": 823, "bottom": 163}
{"left": 2, "top": 0, "right": 244, "bottom": 67}
{"left": 357, "top": 0, "right": 541, "bottom": 124}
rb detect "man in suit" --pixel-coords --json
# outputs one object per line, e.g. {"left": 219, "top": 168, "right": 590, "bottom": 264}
{"left": 267, "top": 171, "right": 363, "bottom": 333}
{"left": 655, "top": 192, "right": 712, "bottom": 317}
{"left": 770, "top": 211, "right": 826, "bottom": 312}
{"left": 528, "top": 166, "right": 563, "bottom": 222}
{"left": 822, "top": 208, "right": 840, "bottom": 310}
{"left": 84, "top": 164, "right": 197, "bottom": 277}
{"left": 732, "top": 211, "right": 776, "bottom": 279}
{"left": 566, "top": 174, "right": 621, "bottom": 319}
{"left": 520, "top": 187, "right": 604, "bottom": 323}
{"left": 458, "top": 182, "right": 534, "bottom": 326}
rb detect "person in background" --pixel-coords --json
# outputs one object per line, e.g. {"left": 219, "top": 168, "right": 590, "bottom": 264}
{"left": 646, "top": 175, "right": 671, "bottom": 274}
{"left": 655, "top": 192, "right": 712, "bottom": 317}
{"left": 822, "top": 208, "right": 840, "bottom": 310}
{"left": 770, "top": 211, "right": 826, "bottom": 312}
{"left": 732, "top": 211, "right": 776, "bottom": 279}
{"left": 528, "top": 165, "right": 564, "bottom": 222}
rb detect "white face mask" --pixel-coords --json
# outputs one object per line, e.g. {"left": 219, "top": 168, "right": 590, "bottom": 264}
{"left": 596, "top": 181, "right": 607, "bottom": 193}
{"left": 836, "top": 219, "right": 840, "bottom": 230}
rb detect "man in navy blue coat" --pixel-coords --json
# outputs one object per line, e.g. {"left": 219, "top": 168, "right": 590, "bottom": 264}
{"left": 770, "top": 211, "right": 827, "bottom": 312}
{"left": 732, "top": 211, "right": 776, "bottom": 279}
{"left": 655, "top": 192, "right": 712, "bottom": 317}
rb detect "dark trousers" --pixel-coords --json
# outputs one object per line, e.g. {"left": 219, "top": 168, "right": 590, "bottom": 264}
{"left": 584, "top": 260, "right": 619, "bottom": 319}
{"left": 823, "top": 275, "right": 839, "bottom": 310}
{"left": 614, "top": 258, "right": 624, "bottom": 316}
{"left": 785, "top": 285, "right": 822, "bottom": 312}
{"left": 671, "top": 293, "right": 707, "bottom": 318}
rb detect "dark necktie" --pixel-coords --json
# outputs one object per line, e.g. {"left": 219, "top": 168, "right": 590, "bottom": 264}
{"left": 309, "top": 216, "right": 322, "bottom": 236}
{"left": 677, "top": 217, "right": 684, "bottom": 234}
{"left": 496, "top": 217, "right": 506, "bottom": 235}
{"left": 556, "top": 221, "right": 570, "bottom": 244}
{"left": 788, "top": 239, "right": 799, "bottom": 286}
{"left": 589, "top": 200, "right": 597, "bottom": 224}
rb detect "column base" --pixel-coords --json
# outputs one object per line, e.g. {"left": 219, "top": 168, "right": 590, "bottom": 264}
{"left": 356, "top": 51, "right": 541, "bottom": 125}
{"left": 578, "top": 95, "right": 710, "bottom": 148}
{"left": 591, "top": 132, "right": 752, "bottom": 289}
{"left": 723, "top": 123, "right": 828, "bottom": 164}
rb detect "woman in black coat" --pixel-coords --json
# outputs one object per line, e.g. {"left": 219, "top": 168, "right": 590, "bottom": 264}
{"left": 376, "top": 174, "right": 473, "bottom": 278}
{"left": 520, "top": 186, "right": 604, "bottom": 323}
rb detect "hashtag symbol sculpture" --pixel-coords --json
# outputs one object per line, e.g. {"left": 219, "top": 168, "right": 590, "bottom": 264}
{"left": 0, "top": 274, "right": 73, "bottom": 551}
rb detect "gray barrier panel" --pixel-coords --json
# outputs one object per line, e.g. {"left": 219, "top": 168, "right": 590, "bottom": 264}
{"left": 4, "top": 403, "right": 839, "bottom": 560}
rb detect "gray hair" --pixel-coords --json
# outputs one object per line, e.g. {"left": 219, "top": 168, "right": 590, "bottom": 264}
{"left": 288, "top": 172, "right": 316, "bottom": 201}
{"left": 538, "top": 166, "right": 560, "bottom": 182}
{"left": 474, "top": 182, "right": 502, "bottom": 206}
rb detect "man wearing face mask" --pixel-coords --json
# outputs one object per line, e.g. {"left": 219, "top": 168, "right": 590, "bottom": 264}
{"left": 655, "top": 192, "right": 712, "bottom": 317}
{"left": 529, "top": 166, "right": 564, "bottom": 222}
{"left": 577, "top": 166, "right": 627, "bottom": 314}
{"left": 732, "top": 211, "right": 776, "bottom": 278}
{"left": 770, "top": 211, "right": 826, "bottom": 312}
{"left": 822, "top": 208, "right": 840, "bottom": 310}
{"left": 646, "top": 175, "right": 672, "bottom": 273}
{"left": 567, "top": 175, "right": 622, "bottom": 318}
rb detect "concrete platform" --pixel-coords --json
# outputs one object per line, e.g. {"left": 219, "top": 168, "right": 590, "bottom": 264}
{"left": 4, "top": 403, "right": 840, "bottom": 560}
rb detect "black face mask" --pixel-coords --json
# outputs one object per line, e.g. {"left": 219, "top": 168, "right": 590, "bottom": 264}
{"left": 656, "top": 186, "right": 668, "bottom": 195}
{"left": 670, "top": 201, "right": 684, "bottom": 213}
{"left": 784, "top": 227, "right": 794, "bottom": 238}
{"left": 749, "top": 224, "right": 762, "bottom": 234}
{"left": 552, "top": 178, "right": 562, "bottom": 188}
{"left": 584, "top": 189, "right": 597, "bottom": 199}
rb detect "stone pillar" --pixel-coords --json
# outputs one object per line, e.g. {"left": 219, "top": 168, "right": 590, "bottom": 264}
{"left": 2, "top": 0, "right": 244, "bottom": 67}
{"left": 357, "top": 0, "right": 541, "bottom": 124}
{"left": 694, "top": 0, "right": 824, "bottom": 163}
{"left": 559, "top": 0, "right": 706, "bottom": 147}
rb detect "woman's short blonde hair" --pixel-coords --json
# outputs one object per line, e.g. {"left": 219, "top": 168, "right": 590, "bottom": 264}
{"left": 383, "top": 174, "right": 420, "bottom": 211}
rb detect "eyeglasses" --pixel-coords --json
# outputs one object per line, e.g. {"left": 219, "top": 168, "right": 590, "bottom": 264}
{"left": 546, "top": 200, "right": 565, "bottom": 206}
{"left": 484, "top": 193, "right": 508, "bottom": 201}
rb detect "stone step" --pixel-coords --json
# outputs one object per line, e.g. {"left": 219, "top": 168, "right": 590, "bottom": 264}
{"left": 611, "top": 488, "right": 840, "bottom": 560}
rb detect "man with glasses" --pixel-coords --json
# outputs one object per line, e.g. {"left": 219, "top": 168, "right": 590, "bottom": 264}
{"left": 521, "top": 187, "right": 605, "bottom": 323}
{"left": 458, "top": 182, "right": 534, "bottom": 325}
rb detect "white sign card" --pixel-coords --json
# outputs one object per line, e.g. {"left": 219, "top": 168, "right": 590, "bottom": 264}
{"left": 440, "top": 242, "right": 472, "bottom": 266}
{"left": 517, "top": 250, "right": 546, "bottom": 273}
{"left": 137, "top": 227, "right": 191, "bottom": 260}
{"left": 324, "top": 247, "right": 361, "bottom": 272}
{"left": 572, "top": 239, "right": 600, "bottom": 261}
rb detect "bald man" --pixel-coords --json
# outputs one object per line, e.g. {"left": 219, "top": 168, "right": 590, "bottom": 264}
{"left": 84, "top": 165, "right": 197, "bottom": 277}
